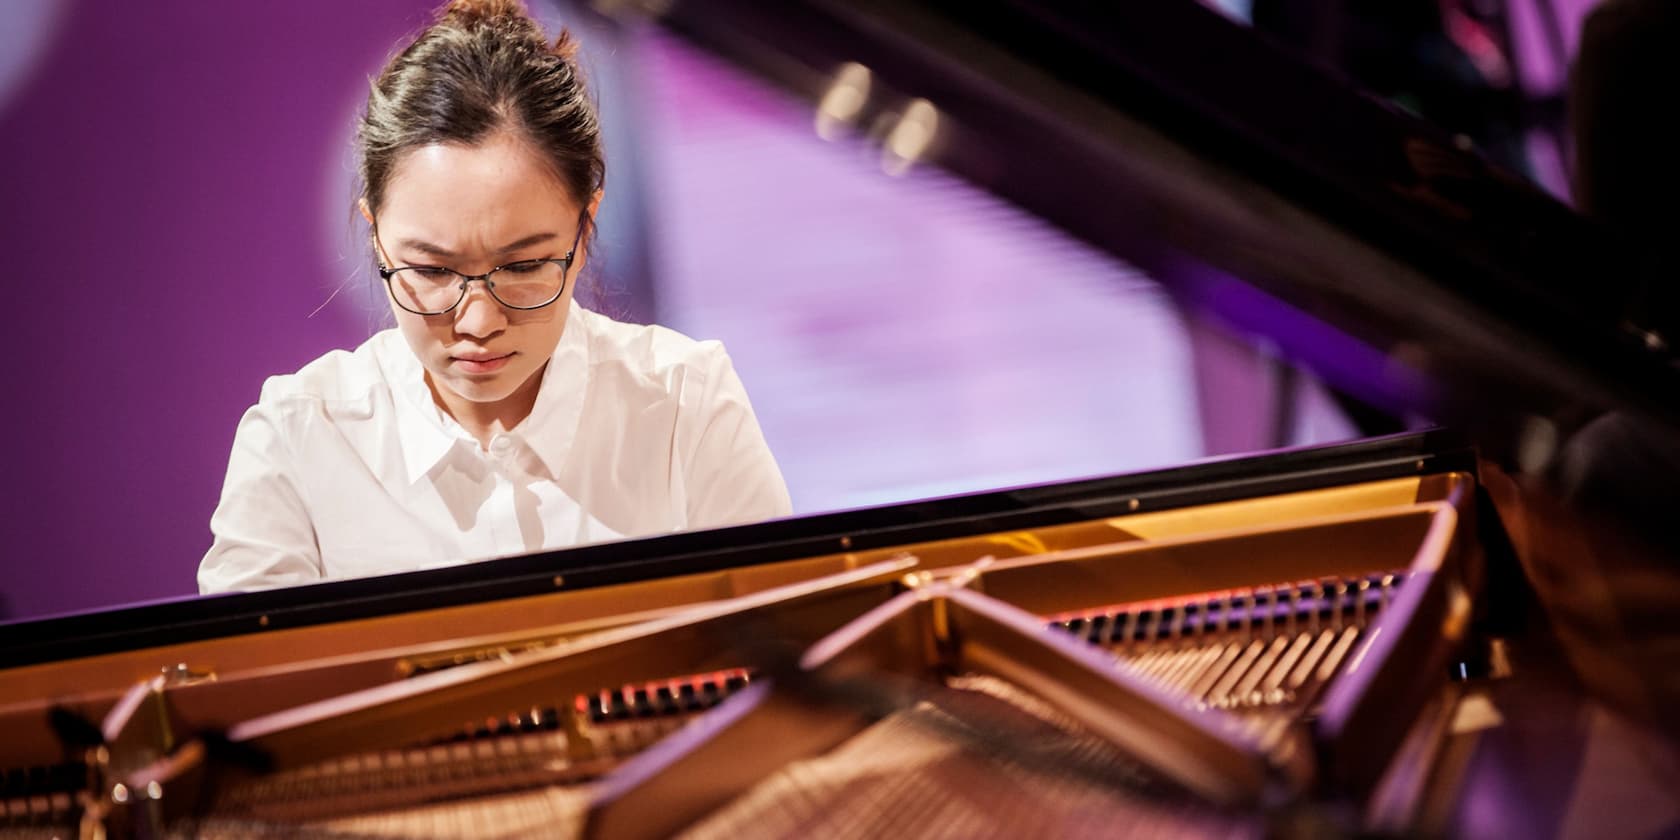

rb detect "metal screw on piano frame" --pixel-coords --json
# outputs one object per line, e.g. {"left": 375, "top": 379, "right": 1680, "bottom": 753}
{"left": 903, "top": 570, "right": 937, "bottom": 590}
{"left": 160, "top": 662, "right": 216, "bottom": 687}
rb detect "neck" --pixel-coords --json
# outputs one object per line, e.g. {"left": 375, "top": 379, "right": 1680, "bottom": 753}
{"left": 428, "top": 365, "right": 547, "bottom": 448}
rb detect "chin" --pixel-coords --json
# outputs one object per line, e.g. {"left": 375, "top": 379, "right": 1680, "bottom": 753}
{"left": 434, "top": 357, "right": 544, "bottom": 405}
{"left": 446, "top": 375, "right": 521, "bottom": 405}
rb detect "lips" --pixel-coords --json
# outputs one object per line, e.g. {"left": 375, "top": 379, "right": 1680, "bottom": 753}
{"left": 450, "top": 351, "right": 514, "bottom": 374}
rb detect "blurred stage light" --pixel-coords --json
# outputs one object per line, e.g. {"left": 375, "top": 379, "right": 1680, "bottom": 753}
{"left": 815, "top": 62, "right": 872, "bottom": 141}
{"left": 881, "top": 98, "right": 938, "bottom": 176}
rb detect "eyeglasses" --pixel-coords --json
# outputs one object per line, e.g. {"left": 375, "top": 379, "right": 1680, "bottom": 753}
{"left": 374, "top": 212, "right": 589, "bottom": 316}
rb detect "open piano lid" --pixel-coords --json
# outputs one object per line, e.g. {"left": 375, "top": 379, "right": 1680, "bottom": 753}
{"left": 641, "top": 0, "right": 1680, "bottom": 437}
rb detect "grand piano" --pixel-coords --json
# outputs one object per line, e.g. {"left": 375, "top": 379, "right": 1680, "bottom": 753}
{"left": 4, "top": 1, "right": 1677, "bottom": 837}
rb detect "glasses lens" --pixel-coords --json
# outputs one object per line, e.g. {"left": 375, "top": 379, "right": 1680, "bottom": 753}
{"left": 488, "top": 260, "right": 568, "bottom": 308}
{"left": 389, "top": 267, "right": 462, "bottom": 314}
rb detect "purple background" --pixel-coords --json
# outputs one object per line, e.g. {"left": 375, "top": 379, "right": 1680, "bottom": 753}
{"left": 0, "top": 1, "right": 1593, "bottom": 622}
{"left": 2, "top": 1, "right": 429, "bottom": 619}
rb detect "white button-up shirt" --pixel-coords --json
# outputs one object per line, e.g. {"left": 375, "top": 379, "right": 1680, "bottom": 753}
{"left": 199, "top": 304, "right": 792, "bottom": 593}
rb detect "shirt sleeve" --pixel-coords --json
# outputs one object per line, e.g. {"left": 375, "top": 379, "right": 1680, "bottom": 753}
{"left": 199, "top": 398, "right": 324, "bottom": 593}
{"left": 681, "top": 346, "right": 794, "bottom": 530}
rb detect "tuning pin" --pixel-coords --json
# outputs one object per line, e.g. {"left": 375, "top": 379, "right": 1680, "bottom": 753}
{"left": 1379, "top": 573, "right": 1398, "bottom": 610}
{"left": 1332, "top": 579, "right": 1351, "bottom": 629}
{"left": 1086, "top": 612, "right": 1109, "bottom": 645}
{"left": 654, "top": 684, "right": 679, "bottom": 716}
{"left": 1138, "top": 607, "right": 1160, "bottom": 644}
{"left": 1313, "top": 579, "right": 1334, "bottom": 629}
{"left": 1255, "top": 586, "right": 1274, "bottom": 638}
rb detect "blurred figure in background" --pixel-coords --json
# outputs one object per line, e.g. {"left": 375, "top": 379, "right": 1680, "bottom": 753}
{"left": 1250, "top": 0, "right": 1548, "bottom": 180}
{"left": 1569, "top": 0, "right": 1680, "bottom": 337}
{"left": 1483, "top": 4, "right": 1680, "bottom": 833}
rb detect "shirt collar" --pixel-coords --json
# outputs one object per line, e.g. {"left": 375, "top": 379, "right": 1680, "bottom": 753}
{"left": 512, "top": 304, "right": 589, "bottom": 479}
{"left": 386, "top": 303, "right": 591, "bottom": 485}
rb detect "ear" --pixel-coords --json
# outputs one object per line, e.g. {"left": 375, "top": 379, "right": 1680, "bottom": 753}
{"left": 568, "top": 190, "right": 606, "bottom": 281}
{"left": 358, "top": 197, "right": 374, "bottom": 225}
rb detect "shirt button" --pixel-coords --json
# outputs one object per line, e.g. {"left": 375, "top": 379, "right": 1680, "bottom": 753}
{"left": 490, "top": 436, "right": 513, "bottom": 455}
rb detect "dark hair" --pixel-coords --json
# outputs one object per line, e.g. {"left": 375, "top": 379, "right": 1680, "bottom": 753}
{"left": 358, "top": 0, "right": 604, "bottom": 222}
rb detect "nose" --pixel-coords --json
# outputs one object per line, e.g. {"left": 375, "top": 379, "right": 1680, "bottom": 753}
{"left": 450, "top": 279, "right": 507, "bottom": 338}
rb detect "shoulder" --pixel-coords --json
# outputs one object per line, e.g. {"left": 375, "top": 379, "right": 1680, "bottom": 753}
{"left": 253, "top": 330, "right": 407, "bottom": 416}
{"left": 575, "top": 307, "right": 735, "bottom": 390}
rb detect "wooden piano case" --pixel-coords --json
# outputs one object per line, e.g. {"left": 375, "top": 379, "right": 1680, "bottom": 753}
{"left": 0, "top": 430, "right": 1524, "bottom": 837}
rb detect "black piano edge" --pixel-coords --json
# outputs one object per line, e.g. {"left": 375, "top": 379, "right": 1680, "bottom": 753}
{"left": 0, "top": 429, "right": 1472, "bottom": 671}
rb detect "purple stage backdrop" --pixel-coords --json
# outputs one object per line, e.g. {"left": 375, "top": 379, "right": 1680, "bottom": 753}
{"left": 1, "top": 1, "right": 428, "bottom": 620}
{"left": 0, "top": 0, "right": 1598, "bottom": 623}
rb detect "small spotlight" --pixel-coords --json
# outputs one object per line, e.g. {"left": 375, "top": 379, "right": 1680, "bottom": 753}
{"left": 816, "top": 62, "right": 872, "bottom": 141}
{"left": 881, "top": 98, "right": 939, "bottom": 176}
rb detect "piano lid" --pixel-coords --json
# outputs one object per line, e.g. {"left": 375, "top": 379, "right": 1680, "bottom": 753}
{"left": 625, "top": 0, "right": 1679, "bottom": 439}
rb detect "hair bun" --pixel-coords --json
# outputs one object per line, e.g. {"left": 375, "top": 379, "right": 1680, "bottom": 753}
{"left": 360, "top": 0, "right": 605, "bottom": 216}
{"left": 442, "top": 0, "right": 532, "bottom": 25}
{"left": 549, "top": 29, "right": 580, "bottom": 62}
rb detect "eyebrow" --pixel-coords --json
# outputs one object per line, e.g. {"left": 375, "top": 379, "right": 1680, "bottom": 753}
{"left": 395, "top": 231, "right": 559, "bottom": 259}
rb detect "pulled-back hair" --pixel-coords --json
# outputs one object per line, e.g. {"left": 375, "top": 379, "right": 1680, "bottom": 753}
{"left": 358, "top": 0, "right": 604, "bottom": 220}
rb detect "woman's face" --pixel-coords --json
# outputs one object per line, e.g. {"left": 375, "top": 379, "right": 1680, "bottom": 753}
{"left": 370, "top": 131, "right": 596, "bottom": 417}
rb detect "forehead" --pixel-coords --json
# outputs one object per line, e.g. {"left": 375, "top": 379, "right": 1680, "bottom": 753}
{"left": 378, "top": 133, "right": 579, "bottom": 237}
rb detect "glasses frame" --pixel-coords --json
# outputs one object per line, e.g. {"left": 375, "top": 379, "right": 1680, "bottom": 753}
{"left": 374, "top": 210, "right": 590, "bottom": 316}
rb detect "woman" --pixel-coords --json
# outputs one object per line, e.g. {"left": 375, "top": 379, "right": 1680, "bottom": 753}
{"left": 199, "top": 0, "right": 791, "bottom": 593}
